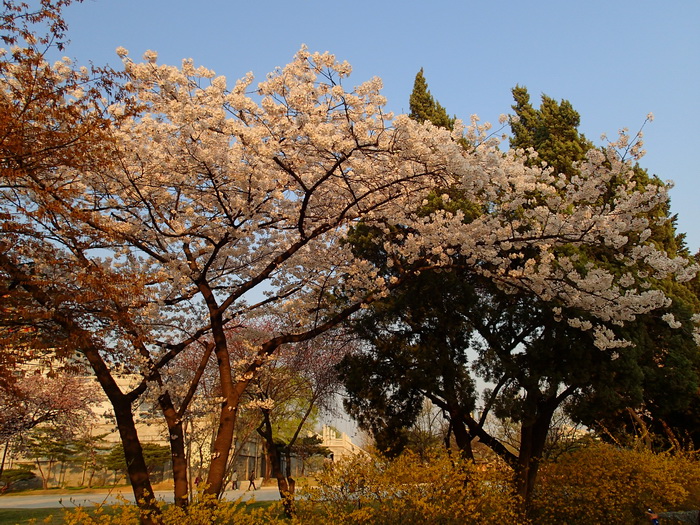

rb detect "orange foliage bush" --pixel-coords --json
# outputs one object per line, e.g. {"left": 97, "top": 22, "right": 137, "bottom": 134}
{"left": 61, "top": 442, "right": 700, "bottom": 524}
{"left": 531, "top": 440, "right": 700, "bottom": 524}
{"left": 295, "top": 450, "right": 521, "bottom": 524}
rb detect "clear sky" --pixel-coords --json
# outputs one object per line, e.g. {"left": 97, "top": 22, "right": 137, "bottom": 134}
{"left": 60, "top": 0, "right": 700, "bottom": 252}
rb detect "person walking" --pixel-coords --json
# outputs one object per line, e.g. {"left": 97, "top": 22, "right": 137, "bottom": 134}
{"left": 231, "top": 470, "right": 238, "bottom": 490}
{"left": 247, "top": 470, "right": 257, "bottom": 491}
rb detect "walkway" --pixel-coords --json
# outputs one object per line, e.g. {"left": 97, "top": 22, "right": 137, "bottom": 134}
{"left": 0, "top": 485, "right": 280, "bottom": 509}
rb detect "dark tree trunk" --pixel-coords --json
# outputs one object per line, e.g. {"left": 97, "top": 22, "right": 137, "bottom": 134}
{"left": 514, "top": 396, "right": 557, "bottom": 518}
{"left": 84, "top": 346, "right": 161, "bottom": 525}
{"left": 0, "top": 442, "right": 8, "bottom": 480}
{"left": 158, "top": 392, "right": 188, "bottom": 508}
{"left": 257, "top": 410, "right": 295, "bottom": 517}
{"left": 112, "top": 398, "right": 161, "bottom": 524}
{"left": 450, "top": 414, "right": 474, "bottom": 460}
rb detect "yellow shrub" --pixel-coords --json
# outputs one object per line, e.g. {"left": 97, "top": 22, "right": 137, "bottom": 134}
{"left": 532, "top": 441, "right": 700, "bottom": 525}
{"left": 60, "top": 443, "right": 700, "bottom": 524}
{"left": 54, "top": 454, "right": 518, "bottom": 525}
{"left": 61, "top": 490, "right": 289, "bottom": 525}
{"left": 294, "top": 449, "right": 522, "bottom": 525}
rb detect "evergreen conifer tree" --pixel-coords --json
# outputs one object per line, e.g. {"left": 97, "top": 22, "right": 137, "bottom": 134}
{"left": 509, "top": 86, "right": 700, "bottom": 447}
{"left": 509, "top": 85, "right": 592, "bottom": 176}
{"left": 340, "top": 82, "right": 700, "bottom": 514}
{"left": 409, "top": 69, "right": 455, "bottom": 130}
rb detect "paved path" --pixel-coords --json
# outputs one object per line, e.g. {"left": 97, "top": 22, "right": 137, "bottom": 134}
{"left": 0, "top": 486, "right": 280, "bottom": 509}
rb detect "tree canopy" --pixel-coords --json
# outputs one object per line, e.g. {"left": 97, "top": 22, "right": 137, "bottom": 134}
{"left": 409, "top": 68, "right": 455, "bottom": 130}
{"left": 2, "top": 4, "right": 697, "bottom": 522}
{"left": 338, "top": 77, "right": 700, "bottom": 512}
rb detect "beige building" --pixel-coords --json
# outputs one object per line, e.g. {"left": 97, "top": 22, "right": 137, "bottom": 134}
{"left": 320, "top": 425, "right": 365, "bottom": 461}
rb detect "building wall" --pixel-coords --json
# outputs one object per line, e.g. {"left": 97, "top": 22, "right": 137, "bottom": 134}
{"left": 320, "top": 425, "right": 365, "bottom": 461}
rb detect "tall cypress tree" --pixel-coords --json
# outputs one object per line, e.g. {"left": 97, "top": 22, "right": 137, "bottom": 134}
{"left": 409, "top": 69, "right": 455, "bottom": 130}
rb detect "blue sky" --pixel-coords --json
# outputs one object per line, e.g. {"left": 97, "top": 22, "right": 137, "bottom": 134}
{"left": 61, "top": 0, "right": 700, "bottom": 252}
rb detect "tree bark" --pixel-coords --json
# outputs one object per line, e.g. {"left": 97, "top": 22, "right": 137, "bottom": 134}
{"left": 111, "top": 396, "right": 161, "bottom": 524}
{"left": 203, "top": 328, "right": 242, "bottom": 496}
{"left": 449, "top": 413, "right": 474, "bottom": 460}
{"left": 83, "top": 345, "right": 161, "bottom": 524}
{"left": 514, "top": 397, "right": 557, "bottom": 518}
{"left": 257, "top": 410, "right": 296, "bottom": 517}
{"left": 0, "top": 442, "right": 8, "bottom": 481}
{"left": 158, "top": 392, "right": 188, "bottom": 508}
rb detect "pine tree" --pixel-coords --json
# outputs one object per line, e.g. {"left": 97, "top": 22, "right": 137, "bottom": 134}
{"left": 409, "top": 69, "right": 455, "bottom": 130}
{"left": 510, "top": 85, "right": 592, "bottom": 176}
{"left": 509, "top": 86, "right": 700, "bottom": 449}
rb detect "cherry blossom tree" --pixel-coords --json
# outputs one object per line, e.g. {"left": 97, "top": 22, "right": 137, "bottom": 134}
{"left": 2, "top": 4, "right": 697, "bottom": 523}
{"left": 0, "top": 373, "right": 100, "bottom": 443}
{"left": 89, "top": 45, "right": 462, "bottom": 503}
{"left": 0, "top": 372, "right": 100, "bottom": 480}
{"left": 1, "top": 7, "right": 461, "bottom": 515}
{"left": 231, "top": 321, "right": 349, "bottom": 513}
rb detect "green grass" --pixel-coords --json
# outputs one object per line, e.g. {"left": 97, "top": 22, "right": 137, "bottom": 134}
{"left": 0, "top": 501, "right": 280, "bottom": 525}
{"left": 0, "top": 507, "right": 122, "bottom": 525}
{"left": 0, "top": 508, "right": 61, "bottom": 524}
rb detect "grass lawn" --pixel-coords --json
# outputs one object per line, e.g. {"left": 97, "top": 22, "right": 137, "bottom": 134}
{"left": 0, "top": 501, "right": 279, "bottom": 525}
{"left": 0, "top": 508, "right": 61, "bottom": 524}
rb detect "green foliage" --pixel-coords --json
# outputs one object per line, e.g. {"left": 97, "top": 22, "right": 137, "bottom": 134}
{"left": 409, "top": 69, "right": 455, "bottom": 130}
{"left": 509, "top": 85, "right": 592, "bottom": 176}
{"left": 338, "top": 268, "right": 478, "bottom": 456}
{"left": 142, "top": 443, "right": 171, "bottom": 477}
{"left": 0, "top": 464, "right": 35, "bottom": 490}
{"left": 100, "top": 445, "right": 127, "bottom": 473}
{"left": 20, "top": 427, "right": 75, "bottom": 463}
{"left": 101, "top": 443, "right": 171, "bottom": 476}
{"left": 531, "top": 441, "right": 700, "bottom": 525}
{"left": 291, "top": 435, "right": 330, "bottom": 461}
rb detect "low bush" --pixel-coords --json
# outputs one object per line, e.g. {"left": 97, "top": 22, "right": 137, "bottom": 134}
{"left": 62, "top": 492, "right": 287, "bottom": 525}
{"left": 0, "top": 465, "right": 37, "bottom": 493}
{"left": 294, "top": 450, "right": 521, "bottom": 524}
{"left": 531, "top": 441, "right": 700, "bottom": 524}
{"left": 56, "top": 442, "right": 700, "bottom": 524}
